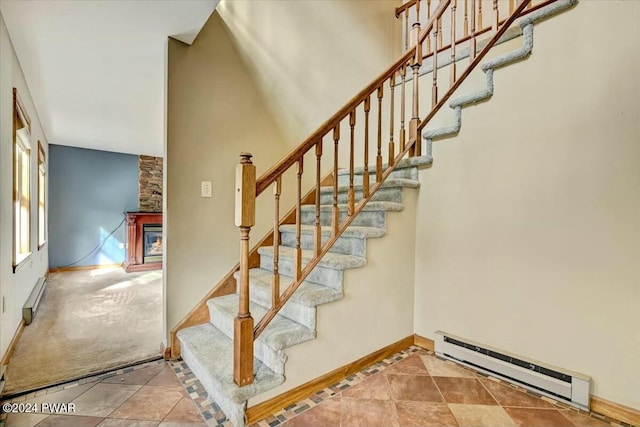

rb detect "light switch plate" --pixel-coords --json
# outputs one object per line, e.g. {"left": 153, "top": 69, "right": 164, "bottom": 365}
{"left": 201, "top": 181, "right": 212, "bottom": 198}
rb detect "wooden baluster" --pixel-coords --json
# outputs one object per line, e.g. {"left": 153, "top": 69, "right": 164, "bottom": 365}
{"left": 294, "top": 158, "right": 303, "bottom": 281}
{"left": 400, "top": 65, "right": 407, "bottom": 153}
{"left": 416, "top": 0, "right": 421, "bottom": 28}
{"left": 464, "top": 0, "right": 469, "bottom": 37}
{"left": 432, "top": 20, "right": 439, "bottom": 108}
{"left": 363, "top": 96, "right": 371, "bottom": 199}
{"left": 426, "top": 0, "right": 431, "bottom": 52}
{"left": 509, "top": 0, "right": 515, "bottom": 14}
{"left": 388, "top": 75, "right": 396, "bottom": 166}
{"left": 314, "top": 143, "right": 322, "bottom": 256}
{"left": 332, "top": 125, "right": 340, "bottom": 236}
{"left": 404, "top": 11, "right": 409, "bottom": 50}
{"left": 493, "top": 0, "right": 499, "bottom": 33}
{"left": 348, "top": 111, "right": 356, "bottom": 216}
{"left": 234, "top": 152, "right": 255, "bottom": 387}
{"left": 410, "top": 23, "right": 422, "bottom": 157}
{"left": 470, "top": 0, "right": 477, "bottom": 58}
{"left": 450, "top": 0, "right": 457, "bottom": 86}
{"left": 478, "top": 0, "right": 483, "bottom": 30}
{"left": 527, "top": 0, "right": 532, "bottom": 10}
{"left": 438, "top": 17, "right": 443, "bottom": 49}
{"left": 376, "top": 85, "right": 383, "bottom": 182}
{"left": 272, "top": 177, "right": 281, "bottom": 307}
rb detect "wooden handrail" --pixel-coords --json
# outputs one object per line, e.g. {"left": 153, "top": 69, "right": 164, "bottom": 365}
{"left": 234, "top": 0, "right": 542, "bottom": 386}
{"left": 413, "top": 0, "right": 556, "bottom": 64}
{"left": 254, "top": 49, "right": 414, "bottom": 197}
{"left": 166, "top": 173, "right": 333, "bottom": 360}
{"left": 418, "top": 0, "right": 451, "bottom": 45}
{"left": 418, "top": 0, "right": 531, "bottom": 131}
{"left": 256, "top": 1, "right": 452, "bottom": 197}
{"left": 253, "top": 135, "right": 419, "bottom": 339}
{"left": 395, "top": 0, "right": 418, "bottom": 18}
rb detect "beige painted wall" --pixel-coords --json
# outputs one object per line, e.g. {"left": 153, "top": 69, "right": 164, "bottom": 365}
{"left": 0, "top": 13, "right": 49, "bottom": 357}
{"left": 413, "top": 1, "right": 640, "bottom": 409}
{"left": 166, "top": 1, "right": 407, "bottom": 337}
{"left": 165, "top": 12, "right": 293, "bottom": 336}
{"left": 216, "top": 0, "right": 402, "bottom": 149}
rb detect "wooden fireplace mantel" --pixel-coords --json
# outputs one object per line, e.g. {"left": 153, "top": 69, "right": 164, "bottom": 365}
{"left": 123, "top": 212, "right": 163, "bottom": 273}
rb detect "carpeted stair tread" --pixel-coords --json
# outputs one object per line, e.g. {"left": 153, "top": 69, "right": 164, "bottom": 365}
{"left": 240, "top": 268, "right": 344, "bottom": 308}
{"left": 208, "top": 294, "right": 316, "bottom": 351}
{"left": 279, "top": 224, "right": 386, "bottom": 239}
{"left": 424, "top": 0, "right": 578, "bottom": 143}
{"left": 302, "top": 200, "right": 405, "bottom": 213}
{"left": 258, "top": 245, "right": 366, "bottom": 270}
{"left": 318, "top": 178, "right": 420, "bottom": 195}
{"left": 231, "top": 268, "right": 341, "bottom": 330}
{"left": 177, "top": 323, "right": 283, "bottom": 404}
{"left": 337, "top": 155, "right": 432, "bottom": 176}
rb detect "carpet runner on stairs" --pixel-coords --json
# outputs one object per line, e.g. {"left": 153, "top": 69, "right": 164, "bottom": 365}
{"left": 177, "top": 155, "right": 431, "bottom": 427}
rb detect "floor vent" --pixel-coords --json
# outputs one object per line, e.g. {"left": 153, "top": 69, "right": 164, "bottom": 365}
{"left": 434, "top": 331, "right": 591, "bottom": 410}
{"left": 23, "top": 276, "right": 47, "bottom": 325}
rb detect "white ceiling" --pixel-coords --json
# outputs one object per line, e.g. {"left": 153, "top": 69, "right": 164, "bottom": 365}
{"left": 0, "top": 0, "right": 218, "bottom": 157}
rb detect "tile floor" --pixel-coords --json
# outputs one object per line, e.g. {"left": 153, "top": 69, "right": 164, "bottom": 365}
{"left": 1, "top": 360, "right": 206, "bottom": 427}
{"left": 1, "top": 347, "right": 632, "bottom": 427}
{"left": 253, "top": 348, "right": 630, "bottom": 427}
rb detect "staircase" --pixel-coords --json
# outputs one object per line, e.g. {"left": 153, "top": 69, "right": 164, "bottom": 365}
{"left": 175, "top": 0, "right": 578, "bottom": 425}
{"left": 178, "top": 157, "right": 429, "bottom": 426}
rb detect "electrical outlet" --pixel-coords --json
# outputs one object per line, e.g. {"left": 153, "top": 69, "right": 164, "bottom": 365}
{"left": 201, "top": 181, "right": 212, "bottom": 198}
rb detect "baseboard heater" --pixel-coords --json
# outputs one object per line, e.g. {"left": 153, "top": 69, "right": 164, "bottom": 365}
{"left": 434, "top": 331, "right": 591, "bottom": 410}
{"left": 23, "top": 276, "right": 47, "bottom": 325}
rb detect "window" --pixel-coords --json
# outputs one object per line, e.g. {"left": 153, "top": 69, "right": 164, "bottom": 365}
{"left": 38, "top": 141, "right": 47, "bottom": 249}
{"left": 13, "top": 88, "right": 32, "bottom": 269}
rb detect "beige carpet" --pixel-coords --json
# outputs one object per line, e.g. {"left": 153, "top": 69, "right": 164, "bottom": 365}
{"left": 4, "top": 267, "right": 163, "bottom": 395}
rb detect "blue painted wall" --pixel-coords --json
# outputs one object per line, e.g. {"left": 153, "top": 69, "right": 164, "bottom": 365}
{"left": 48, "top": 144, "right": 139, "bottom": 268}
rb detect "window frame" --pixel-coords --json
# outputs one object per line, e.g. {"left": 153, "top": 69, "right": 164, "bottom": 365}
{"left": 37, "top": 141, "right": 47, "bottom": 250}
{"left": 13, "top": 88, "right": 32, "bottom": 271}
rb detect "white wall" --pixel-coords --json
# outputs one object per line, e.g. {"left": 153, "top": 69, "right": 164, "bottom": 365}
{"left": 0, "top": 13, "right": 49, "bottom": 357}
{"left": 413, "top": 1, "right": 640, "bottom": 409}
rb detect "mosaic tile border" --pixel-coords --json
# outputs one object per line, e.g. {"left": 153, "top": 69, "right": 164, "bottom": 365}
{"left": 168, "top": 345, "right": 634, "bottom": 427}
{"left": 170, "top": 360, "right": 232, "bottom": 427}
{"left": 165, "top": 346, "right": 422, "bottom": 427}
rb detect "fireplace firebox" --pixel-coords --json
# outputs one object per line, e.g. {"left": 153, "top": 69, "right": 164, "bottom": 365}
{"left": 143, "top": 225, "right": 163, "bottom": 263}
{"left": 123, "top": 212, "right": 162, "bottom": 272}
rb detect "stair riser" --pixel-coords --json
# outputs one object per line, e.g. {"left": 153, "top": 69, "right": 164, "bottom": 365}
{"left": 280, "top": 230, "right": 366, "bottom": 258}
{"left": 319, "top": 187, "right": 403, "bottom": 205}
{"left": 259, "top": 253, "right": 344, "bottom": 290}
{"left": 208, "top": 303, "right": 287, "bottom": 375}
{"left": 245, "top": 282, "right": 317, "bottom": 330}
{"left": 301, "top": 208, "right": 386, "bottom": 228}
{"left": 337, "top": 167, "right": 417, "bottom": 186}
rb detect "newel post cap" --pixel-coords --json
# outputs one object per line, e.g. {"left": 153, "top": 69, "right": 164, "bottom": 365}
{"left": 239, "top": 152, "right": 253, "bottom": 164}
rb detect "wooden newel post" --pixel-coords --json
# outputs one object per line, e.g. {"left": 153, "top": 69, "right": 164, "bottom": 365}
{"left": 234, "top": 152, "right": 255, "bottom": 386}
{"left": 410, "top": 22, "right": 422, "bottom": 157}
